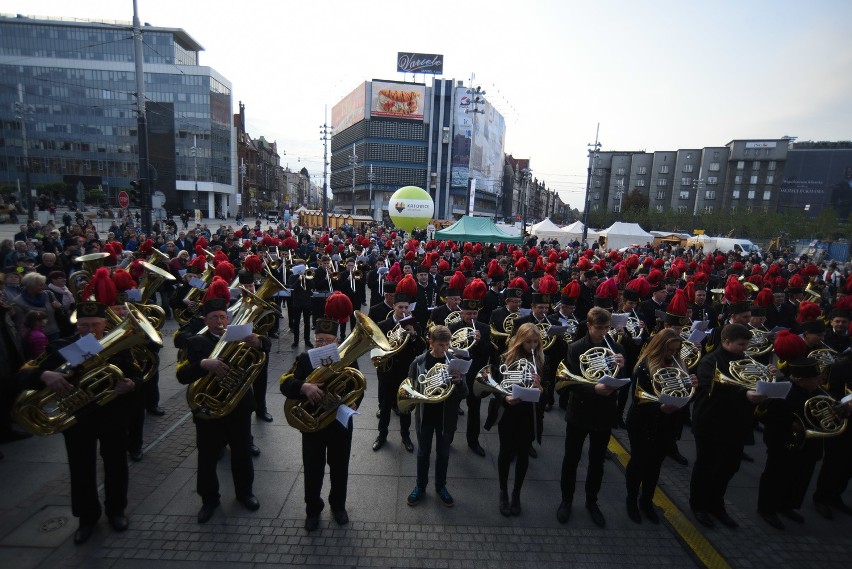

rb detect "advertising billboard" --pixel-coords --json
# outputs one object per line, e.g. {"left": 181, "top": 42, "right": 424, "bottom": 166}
{"left": 397, "top": 52, "right": 444, "bottom": 74}
{"left": 331, "top": 82, "right": 367, "bottom": 134}
{"left": 450, "top": 86, "right": 506, "bottom": 195}
{"left": 781, "top": 148, "right": 852, "bottom": 217}
{"left": 370, "top": 80, "right": 425, "bottom": 120}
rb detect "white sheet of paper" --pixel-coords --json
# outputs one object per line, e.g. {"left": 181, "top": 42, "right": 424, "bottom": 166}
{"left": 126, "top": 289, "right": 143, "bottom": 302}
{"left": 691, "top": 320, "right": 710, "bottom": 332}
{"left": 189, "top": 277, "right": 207, "bottom": 289}
{"left": 408, "top": 302, "right": 416, "bottom": 311}
{"left": 518, "top": 308, "right": 532, "bottom": 317}
{"left": 659, "top": 393, "right": 691, "bottom": 409}
{"left": 290, "top": 264, "right": 306, "bottom": 275}
{"left": 610, "top": 313, "right": 629, "bottom": 329}
{"left": 222, "top": 324, "right": 253, "bottom": 342}
{"left": 757, "top": 380, "right": 792, "bottom": 399}
{"left": 688, "top": 329, "right": 709, "bottom": 343}
{"left": 448, "top": 358, "right": 472, "bottom": 375}
{"left": 841, "top": 393, "right": 852, "bottom": 405}
{"left": 308, "top": 343, "right": 342, "bottom": 368}
{"left": 178, "top": 269, "right": 187, "bottom": 277}
{"left": 336, "top": 404, "right": 359, "bottom": 427}
{"left": 511, "top": 384, "right": 542, "bottom": 403}
{"left": 59, "top": 334, "right": 104, "bottom": 367}
{"left": 598, "top": 375, "right": 631, "bottom": 388}
{"left": 276, "top": 289, "right": 292, "bottom": 297}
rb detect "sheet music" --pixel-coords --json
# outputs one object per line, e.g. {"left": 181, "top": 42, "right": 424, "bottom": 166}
{"left": 691, "top": 320, "right": 710, "bottom": 332}
{"left": 518, "top": 308, "right": 532, "bottom": 317}
{"left": 308, "top": 343, "right": 342, "bottom": 368}
{"left": 688, "top": 329, "right": 709, "bottom": 343}
{"left": 659, "top": 393, "right": 691, "bottom": 409}
{"left": 222, "top": 324, "right": 253, "bottom": 342}
{"left": 336, "top": 404, "right": 359, "bottom": 427}
{"left": 59, "top": 334, "right": 104, "bottom": 367}
{"left": 598, "top": 375, "right": 631, "bottom": 388}
{"left": 511, "top": 384, "right": 542, "bottom": 402}
{"left": 125, "top": 289, "right": 143, "bottom": 302}
{"left": 448, "top": 358, "right": 472, "bottom": 375}
{"left": 757, "top": 380, "right": 792, "bottom": 399}
{"left": 610, "top": 313, "right": 629, "bottom": 329}
{"left": 189, "top": 277, "right": 207, "bottom": 289}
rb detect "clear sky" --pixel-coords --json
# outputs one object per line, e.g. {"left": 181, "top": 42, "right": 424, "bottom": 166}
{"left": 6, "top": 0, "right": 852, "bottom": 209}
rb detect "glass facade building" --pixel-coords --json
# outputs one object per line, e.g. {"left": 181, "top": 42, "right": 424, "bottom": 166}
{"left": 0, "top": 14, "right": 234, "bottom": 216}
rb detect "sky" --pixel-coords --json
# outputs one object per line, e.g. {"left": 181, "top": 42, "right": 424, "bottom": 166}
{"left": 6, "top": 0, "right": 852, "bottom": 209}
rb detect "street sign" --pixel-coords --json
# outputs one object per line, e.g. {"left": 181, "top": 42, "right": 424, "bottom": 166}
{"left": 118, "top": 191, "right": 129, "bottom": 208}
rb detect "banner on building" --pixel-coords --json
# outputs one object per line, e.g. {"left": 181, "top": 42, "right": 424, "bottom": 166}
{"left": 331, "top": 82, "right": 367, "bottom": 134}
{"left": 397, "top": 52, "right": 443, "bottom": 74}
{"left": 370, "top": 80, "right": 425, "bottom": 120}
{"left": 468, "top": 178, "right": 476, "bottom": 215}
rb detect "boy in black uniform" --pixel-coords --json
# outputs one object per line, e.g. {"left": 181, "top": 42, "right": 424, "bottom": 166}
{"left": 176, "top": 296, "right": 271, "bottom": 524}
{"left": 281, "top": 318, "right": 356, "bottom": 532}
{"left": 286, "top": 258, "right": 313, "bottom": 349}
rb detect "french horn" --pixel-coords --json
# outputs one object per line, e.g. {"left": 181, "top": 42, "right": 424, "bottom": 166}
{"left": 473, "top": 358, "right": 536, "bottom": 398}
{"left": 787, "top": 393, "right": 849, "bottom": 450}
{"left": 745, "top": 328, "right": 774, "bottom": 358}
{"left": 712, "top": 357, "right": 775, "bottom": 393}
{"left": 450, "top": 327, "right": 478, "bottom": 351}
{"left": 371, "top": 322, "right": 410, "bottom": 372}
{"left": 635, "top": 366, "right": 694, "bottom": 405}
{"left": 397, "top": 362, "right": 456, "bottom": 414}
{"left": 555, "top": 347, "right": 620, "bottom": 391}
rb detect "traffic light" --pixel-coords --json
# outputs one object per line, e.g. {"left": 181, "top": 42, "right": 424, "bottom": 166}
{"left": 129, "top": 180, "right": 140, "bottom": 206}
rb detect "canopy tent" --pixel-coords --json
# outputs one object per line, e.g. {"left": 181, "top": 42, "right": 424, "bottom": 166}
{"left": 434, "top": 215, "right": 524, "bottom": 244}
{"left": 595, "top": 222, "right": 654, "bottom": 251}
{"left": 561, "top": 220, "right": 599, "bottom": 242}
{"left": 530, "top": 218, "right": 571, "bottom": 246}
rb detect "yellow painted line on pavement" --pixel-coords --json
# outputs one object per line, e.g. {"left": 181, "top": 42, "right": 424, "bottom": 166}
{"left": 608, "top": 436, "right": 732, "bottom": 569}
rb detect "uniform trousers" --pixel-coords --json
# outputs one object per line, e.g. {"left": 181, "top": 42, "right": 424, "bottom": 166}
{"left": 625, "top": 426, "right": 672, "bottom": 503}
{"left": 814, "top": 428, "right": 852, "bottom": 505}
{"left": 302, "top": 420, "right": 352, "bottom": 516}
{"left": 291, "top": 306, "right": 312, "bottom": 341}
{"left": 758, "top": 445, "right": 819, "bottom": 513}
{"left": 377, "top": 374, "right": 410, "bottom": 438}
{"left": 194, "top": 409, "right": 254, "bottom": 505}
{"left": 689, "top": 434, "right": 743, "bottom": 513}
{"left": 560, "top": 424, "right": 610, "bottom": 505}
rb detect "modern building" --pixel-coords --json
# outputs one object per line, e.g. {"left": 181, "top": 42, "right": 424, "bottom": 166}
{"left": 781, "top": 141, "right": 852, "bottom": 218}
{"left": 0, "top": 13, "right": 235, "bottom": 218}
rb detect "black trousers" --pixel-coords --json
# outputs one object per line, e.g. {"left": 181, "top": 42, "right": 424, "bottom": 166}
{"left": 560, "top": 423, "right": 610, "bottom": 505}
{"left": 302, "top": 420, "right": 353, "bottom": 516}
{"left": 63, "top": 400, "right": 130, "bottom": 522}
{"left": 127, "top": 386, "right": 146, "bottom": 453}
{"left": 291, "top": 307, "right": 312, "bottom": 341}
{"left": 814, "top": 427, "right": 852, "bottom": 505}
{"left": 194, "top": 409, "right": 254, "bottom": 505}
{"left": 758, "top": 445, "right": 819, "bottom": 513}
{"left": 497, "top": 416, "right": 533, "bottom": 494}
{"left": 377, "top": 374, "right": 410, "bottom": 438}
{"left": 689, "top": 434, "right": 743, "bottom": 513}
{"left": 252, "top": 361, "right": 269, "bottom": 414}
{"left": 625, "top": 426, "right": 672, "bottom": 503}
{"left": 465, "top": 374, "right": 482, "bottom": 446}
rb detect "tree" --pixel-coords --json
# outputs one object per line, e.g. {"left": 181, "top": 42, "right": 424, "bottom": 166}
{"left": 621, "top": 188, "right": 648, "bottom": 213}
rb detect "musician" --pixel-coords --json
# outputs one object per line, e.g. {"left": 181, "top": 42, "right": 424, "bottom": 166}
{"left": 176, "top": 296, "right": 271, "bottom": 524}
{"left": 757, "top": 358, "right": 836, "bottom": 529}
{"left": 287, "top": 258, "right": 313, "bottom": 349}
{"left": 823, "top": 308, "right": 851, "bottom": 353}
{"left": 556, "top": 307, "right": 626, "bottom": 528}
{"left": 520, "top": 270, "right": 543, "bottom": 309}
{"left": 488, "top": 285, "right": 523, "bottom": 357}
{"left": 512, "top": 283, "right": 560, "bottom": 419}
{"left": 478, "top": 271, "right": 503, "bottom": 325}
{"left": 17, "top": 301, "right": 141, "bottom": 544}
{"left": 332, "top": 256, "right": 360, "bottom": 338}
{"left": 309, "top": 257, "right": 333, "bottom": 323}
{"left": 413, "top": 264, "right": 435, "bottom": 329}
{"left": 448, "top": 280, "right": 491, "bottom": 456}
{"left": 625, "top": 329, "right": 696, "bottom": 525}
{"left": 366, "top": 258, "right": 386, "bottom": 307}
{"left": 765, "top": 285, "right": 796, "bottom": 331}
{"left": 638, "top": 283, "right": 667, "bottom": 332}
{"left": 429, "top": 272, "right": 464, "bottom": 330}
{"left": 373, "top": 291, "right": 424, "bottom": 452}
{"left": 484, "top": 322, "right": 543, "bottom": 517}
{"left": 689, "top": 323, "right": 768, "bottom": 529}
{"left": 405, "top": 325, "right": 468, "bottom": 508}
{"left": 704, "top": 297, "right": 752, "bottom": 355}
{"left": 367, "top": 281, "right": 396, "bottom": 324}
{"left": 689, "top": 284, "right": 718, "bottom": 327}
{"left": 575, "top": 270, "right": 599, "bottom": 321}
{"left": 280, "top": 318, "right": 355, "bottom": 532}
{"left": 799, "top": 318, "right": 827, "bottom": 352}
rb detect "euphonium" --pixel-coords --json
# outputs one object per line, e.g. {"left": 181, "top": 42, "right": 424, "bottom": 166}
{"left": 14, "top": 303, "right": 162, "bottom": 436}
{"left": 635, "top": 366, "right": 694, "bottom": 405}
{"left": 185, "top": 291, "right": 272, "bottom": 419}
{"left": 745, "top": 328, "right": 773, "bottom": 358}
{"left": 555, "top": 347, "right": 620, "bottom": 391}
{"left": 473, "top": 358, "right": 535, "bottom": 398}
{"left": 284, "top": 311, "right": 391, "bottom": 432}
{"left": 787, "top": 393, "right": 849, "bottom": 450}
{"left": 371, "top": 322, "right": 410, "bottom": 372}
{"left": 145, "top": 246, "right": 170, "bottom": 267}
{"left": 68, "top": 252, "right": 111, "bottom": 301}
{"left": 173, "top": 261, "right": 215, "bottom": 326}
{"left": 712, "top": 357, "right": 775, "bottom": 393}
{"left": 450, "top": 326, "right": 478, "bottom": 351}
{"left": 397, "top": 362, "right": 456, "bottom": 414}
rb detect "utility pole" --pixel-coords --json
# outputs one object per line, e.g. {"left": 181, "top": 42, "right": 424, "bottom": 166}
{"left": 349, "top": 144, "right": 359, "bottom": 215}
{"left": 132, "top": 0, "right": 151, "bottom": 234}
{"left": 367, "top": 164, "right": 375, "bottom": 222}
{"left": 582, "top": 123, "right": 601, "bottom": 245}
{"left": 192, "top": 134, "right": 199, "bottom": 215}
{"left": 319, "top": 110, "right": 333, "bottom": 231}
{"left": 239, "top": 158, "right": 246, "bottom": 220}
{"left": 521, "top": 168, "right": 532, "bottom": 236}
{"left": 465, "top": 79, "right": 485, "bottom": 216}
{"left": 15, "top": 83, "right": 33, "bottom": 221}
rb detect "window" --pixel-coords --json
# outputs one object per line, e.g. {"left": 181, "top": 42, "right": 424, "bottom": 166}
{"left": 705, "top": 190, "right": 716, "bottom": 200}
{"left": 748, "top": 190, "right": 756, "bottom": 199}
{"left": 656, "top": 191, "right": 666, "bottom": 200}
{"left": 679, "top": 190, "right": 690, "bottom": 200}
{"left": 683, "top": 164, "right": 694, "bottom": 173}
{"left": 592, "top": 203, "right": 599, "bottom": 211}
{"left": 763, "top": 190, "right": 771, "bottom": 200}
{"left": 703, "top": 205, "right": 714, "bottom": 214}
{"left": 752, "top": 161, "right": 760, "bottom": 170}
{"left": 768, "top": 161, "right": 777, "bottom": 171}
{"left": 638, "top": 166, "right": 647, "bottom": 175}
{"left": 732, "top": 190, "right": 740, "bottom": 199}
{"left": 613, "top": 204, "right": 621, "bottom": 213}
{"left": 659, "top": 165, "right": 669, "bottom": 174}
{"left": 734, "top": 175, "right": 743, "bottom": 184}
{"left": 677, "top": 205, "right": 688, "bottom": 214}
{"left": 593, "top": 192, "right": 600, "bottom": 200}
{"left": 594, "top": 180, "right": 601, "bottom": 187}
{"left": 655, "top": 204, "right": 664, "bottom": 213}
{"left": 707, "top": 176, "right": 718, "bottom": 185}
{"left": 636, "top": 179, "right": 646, "bottom": 187}
{"left": 595, "top": 168, "right": 604, "bottom": 176}
{"left": 657, "top": 178, "right": 668, "bottom": 187}
{"left": 681, "top": 177, "right": 693, "bottom": 186}
{"left": 709, "top": 162, "right": 720, "bottom": 172}
{"left": 616, "top": 167, "right": 625, "bottom": 175}
{"left": 736, "top": 160, "right": 745, "bottom": 170}
{"left": 766, "top": 175, "right": 774, "bottom": 184}
{"left": 750, "top": 175, "right": 758, "bottom": 185}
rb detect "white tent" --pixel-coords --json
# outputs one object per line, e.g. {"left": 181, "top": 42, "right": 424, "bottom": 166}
{"left": 530, "top": 218, "right": 571, "bottom": 245}
{"left": 561, "top": 220, "right": 599, "bottom": 243}
{"left": 596, "top": 222, "right": 654, "bottom": 251}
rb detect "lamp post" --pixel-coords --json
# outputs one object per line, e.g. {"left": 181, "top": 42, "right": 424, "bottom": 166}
{"left": 581, "top": 123, "right": 602, "bottom": 245}
{"left": 15, "top": 83, "right": 33, "bottom": 221}
{"left": 521, "top": 167, "right": 532, "bottom": 236}
{"left": 349, "top": 144, "right": 359, "bottom": 216}
{"left": 367, "top": 164, "right": 375, "bottom": 221}
{"left": 465, "top": 84, "right": 486, "bottom": 216}
{"left": 192, "top": 134, "right": 199, "bottom": 214}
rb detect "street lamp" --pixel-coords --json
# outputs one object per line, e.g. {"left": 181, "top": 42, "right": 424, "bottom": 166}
{"left": 521, "top": 167, "right": 532, "bottom": 235}
{"left": 15, "top": 83, "right": 33, "bottom": 221}
{"left": 465, "top": 84, "right": 486, "bottom": 216}
{"left": 192, "top": 134, "right": 199, "bottom": 214}
{"left": 367, "top": 164, "right": 375, "bottom": 221}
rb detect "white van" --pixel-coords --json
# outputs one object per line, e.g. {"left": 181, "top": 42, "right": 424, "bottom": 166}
{"left": 712, "top": 238, "right": 761, "bottom": 258}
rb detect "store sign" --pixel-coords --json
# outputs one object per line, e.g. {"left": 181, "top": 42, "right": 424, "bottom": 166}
{"left": 397, "top": 52, "right": 443, "bottom": 74}
{"left": 745, "top": 141, "right": 777, "bottom": 149}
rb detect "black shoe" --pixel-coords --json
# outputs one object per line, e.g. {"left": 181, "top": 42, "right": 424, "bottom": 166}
{"left": 407, "top": 485, "right": 425, "bottom": 506}
{"left": 107, "top": 513, "right": 128, "bottom": 532}
{"left": 626, "top": 499, "right": 642, "bottom": 524}
{"left": 304, "top": 514, "right": 320, "bottom": 532}
{"left": 693, "top": 509, "right": 714, "bottom": 528}
{"left": 332, "top": 509, "right": 349, "bottom": 525}
{"left": 198, "top": 502, "right": 218, "bottom": 524}
{"left": 779, "top": 509, "right": 804, "bottom": 524}
{"left": 468, "top": 443, "right": 486, "bottom": 457}
{"left": 499, "top": 491, "right": 511, "bottom": 517}
{"left": 401, "top": 437, "right": 414, "bottom": 453}
{"left": 528, "top": 446, "right": 537, "bottom": 458}
{"left": 813, "top": 501, "right": 833, "bottom": 520}
{"left": 712, "top": 509, "right": 739, "bottom": 528}
{"left": 586, "top": 503, "right": 606, "bottom": 527}
{"left": 73, "top": 523, "right": 95, "bottom": 545}
{"left": 741, "top": 451, "right": 754, "bottom": 463}
{"left": 556, "top": 501, "right": 571, "bottom": 524}
{"left": 668, "top": 449, "right": 688, "bottom": 466}
{"left": 0, "top": 429, "right": 33, "bottom": 442}
{"left": 759, "top": 510, "right": 785, "bottom": 530}
{"left": 510, "top": 490, "right": 521, "bottom": 516}
{"left": 257, "top": 411, "right": 274, "bottom": 423}
{"left": 146, "top": 406, "right": 165, "bottom": 417}
{"left": 305, "top": 341, "right": 314, "bottom": 348}
{"left": 128, "top": 449, "right": 143, "bottom": 462}
{"left": 239, "top": 494, "right": 260, "bottom": 511}
{"left": 639, "top": 500, "right": 659, "bottom": 524}
{"left": 372, "top": 435, "right": 386, "bottom": 451}
{"left": 250, "top": 444, "right": 261, "bottom": 457}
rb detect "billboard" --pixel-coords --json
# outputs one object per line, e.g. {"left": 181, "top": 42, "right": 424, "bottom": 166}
{"left": 397, "top": 52, "right": 443, "bottom": 74}
{"left": 370, "top": 80, "right": 425, "bottom": 120}
{"left": 331, "top": 82, "right": 367, "bottom": 134}
{"left": 781, "top": 149, "right": 852, "bottom": 218}
{"left": 450, "top": 86, "right": 506, "bottom": 195}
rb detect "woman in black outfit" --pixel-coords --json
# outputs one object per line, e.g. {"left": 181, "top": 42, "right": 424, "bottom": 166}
{"left": 485, "top": 322, "right": 543, "bottom": 517}
{"left": 625, "top": 328, "right": 696, "bottom": 524}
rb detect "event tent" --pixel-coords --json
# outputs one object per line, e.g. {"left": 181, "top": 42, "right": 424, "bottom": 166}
{"left": 434, "top": 215, "right": 524, "bottom": 244}
{"left": 595, "top": 222, "right": 654, "bottom": 251}
{"left": 561, "top": 220, "right": 599, "bottom": 243}
{"left": 530, "top": 218, "right": 571, "bottom": 246}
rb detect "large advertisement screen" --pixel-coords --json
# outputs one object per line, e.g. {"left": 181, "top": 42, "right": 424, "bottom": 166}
{"left": 370, "top": 80, "right": 425, "bottom": 120}
{"left": 332, "top": 82, "right": 367, "bottom": 134}
{"left": 450, "top": 86, "right": 506, "bottom": 194}
{"left": 780, "top": 149, "right": 852, "bottom": 217}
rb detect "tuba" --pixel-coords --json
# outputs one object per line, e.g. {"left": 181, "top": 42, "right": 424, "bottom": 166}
{"left": 712, "top": 357, "right": 775, "bottom": 393}
{"left": 473, "top": 358, "right": 536, "bottom": 398}
{"left": 68, "top": 252, "right": 111, "bottom": 301}
{"left": 371, "top": 322, "right": 410, "bottom": 372}
{"left": 397, "top": 362, "right": 456, "bottom": 414}
{"left": 185, "top": 290, "right": 273, "bottom": 419}
{"left": 14, "top": 304, "right": 162, "bottom": 436}
{"left": 555, "top": 347, "right": 621, "bottom": 391}
{"left": 635, "top": 366, "right": 694, "bottom": 405}
{"left": 787, "top": 393, "right": 849, "bottom": 450}
{"left": 224, "top": 262, "right": 286, "bottom": 335}
{"left": 284, "top": 311, "right": 391, "bottom": 432}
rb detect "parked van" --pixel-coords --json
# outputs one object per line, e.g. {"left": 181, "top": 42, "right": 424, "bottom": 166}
{"left": 712, "top": 238, "right": 761, "bottom": 258}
